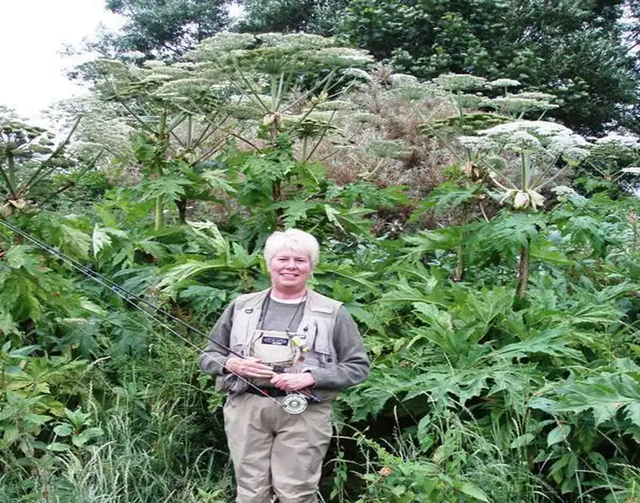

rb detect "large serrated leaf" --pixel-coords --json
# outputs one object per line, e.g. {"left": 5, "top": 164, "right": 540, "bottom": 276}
{"left": 92, "top": 224, "right": 112, "bottom": 257}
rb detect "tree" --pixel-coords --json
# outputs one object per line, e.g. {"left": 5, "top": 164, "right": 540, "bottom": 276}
{"left": 238, "top": 0, "right": 348, "bottom": 36}
{"left": 341, "top": 0, "right": 639, "bottom": 134}
{"left": 96, "top": 0, "right": 231, "bottom": 59}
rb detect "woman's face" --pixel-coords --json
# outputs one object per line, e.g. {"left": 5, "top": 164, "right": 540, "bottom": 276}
{"left": 268, "top": 247, "right": 312, "bottom": 294}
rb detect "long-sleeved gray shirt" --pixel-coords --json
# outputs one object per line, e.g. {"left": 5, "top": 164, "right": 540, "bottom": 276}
{"left": 198, "top": 296, "right": 370, "bottom": 390}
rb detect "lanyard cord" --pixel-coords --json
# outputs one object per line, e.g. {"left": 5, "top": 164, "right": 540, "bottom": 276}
{"left": 258, "top": 292, "right": 307, "bottom": 333}
{"left": 0, "top": 219, "right": 294, "bottom": 408}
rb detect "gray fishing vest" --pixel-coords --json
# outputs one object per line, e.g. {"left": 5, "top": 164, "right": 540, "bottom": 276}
{"left": 216, "top": 289, "right": 342, "bottom": 393}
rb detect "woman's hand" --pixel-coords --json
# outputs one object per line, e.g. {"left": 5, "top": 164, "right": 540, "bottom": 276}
{"left": 270, "top": 372, "right": 315, "bottom": 392}
{"left": 226, "top": 357, "right": 275, "bottom": 378}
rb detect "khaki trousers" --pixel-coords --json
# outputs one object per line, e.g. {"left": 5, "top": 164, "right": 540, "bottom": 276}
{"left": 223, "top": 393, "right": 333, "bottom": 503}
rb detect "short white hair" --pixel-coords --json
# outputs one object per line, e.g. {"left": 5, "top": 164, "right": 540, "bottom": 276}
{"left": 264, "top": 229, "right": 320, "bottom": 268}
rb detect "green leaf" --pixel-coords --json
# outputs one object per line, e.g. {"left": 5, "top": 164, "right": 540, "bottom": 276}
{"left": 496, "top": 330, "right": 583, "bottom": 361}
{"left": 47, "top": 442, "right": 71, "bottom": 452}
{"left": 72, "top": 427, "right": 104, "bottom": 447}
{"left": 141, "top": 176, "right": 193, "bottom": 202}
{"left": 459, "top": 482, "right": 490, "bottom": 502}
{"left": 561, "top": 374, "right": 640, "bottom": 426}
{"left": 277, "top": 200, "right": 318, "bottom": 228}
{"left": 57, "top": 223, "right": 91, "bottom": 258}
{"left": 547, "top": 424, "right": 571, "bottom": 446}
{"left": 510, "top": 433, "right": 535, "bottom": 449}
{"left": 7, "top": 344, "right": 39, "bottom": 358}
{"left": 201, "top": 169, "right": 236, "bottom": 193}
{"left": 0, "top": 312, "right": 19, "bottom": 336}
{"left": 324, "top": 204, "right": 344, "bottom": 231}
{"left": 157, "top": 259, "right": 227, "bottom": 291}
{"left": 3, "top": 425, "right": 19, "bottom": 445}
{"left": 5, "top": 245, "right": 39, "bottom": 271}
{"left": 53, "top": 424, "right": 73, "bottom": 437}
{"left": 92, "top": 224, "right": 112, "bottom": 257}
{"left": 626, "top": 403, "right": 640, "bottom": 426}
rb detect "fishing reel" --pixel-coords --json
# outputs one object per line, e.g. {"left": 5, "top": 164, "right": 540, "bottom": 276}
{"left": 282, "top": 393, "right": 308, "bottom": 414}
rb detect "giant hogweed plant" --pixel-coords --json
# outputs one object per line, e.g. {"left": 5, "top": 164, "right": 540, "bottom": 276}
{"left": 80, "top": 33, "right": 374, "bottom": 231}
{"left": 457, "top": 120, "right": 590, "bottom": 297}
{"left": 342, "top": 264, "right": 640, "bottom": 502}
{"left": 186, "top": 32, "right": 374, "bottom": 227}
{"left": 78, "top": 56, "right": 240, "bottom": 230}
{"left": 0, "top": 119, "right": 98, "bottom": 218}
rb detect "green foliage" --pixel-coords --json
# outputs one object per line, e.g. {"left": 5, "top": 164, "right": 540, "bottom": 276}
{"left": 341, "top": 0, "right": 638, "bottom": 134}
{"left": 3, "top": 30, "right": 640, "bottom": 503}
{"left": 98, "top": 0, "right": 230, "bottom": 59}
{"left": 239, "top": 0, "right": 349, "bottom": 36}
{"left": 0, "top": 119, "right": 87, "bottom": 215}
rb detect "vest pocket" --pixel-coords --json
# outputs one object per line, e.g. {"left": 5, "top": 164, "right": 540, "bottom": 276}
{"left": 299, "top": 320, "right": 335, "bottom": 371}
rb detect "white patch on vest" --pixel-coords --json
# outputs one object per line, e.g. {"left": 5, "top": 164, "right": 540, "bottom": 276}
{"left": 262, "top": 336, "right": 289, "bottom": 346}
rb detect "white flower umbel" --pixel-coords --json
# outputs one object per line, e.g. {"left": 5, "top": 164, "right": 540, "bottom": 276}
{"left": 516, "top": 92, "right": 557, "bottom": 102}
{"left": 488, "top": 79, "right": 521, "bottom": 89}
{"left": 432, "top": 73, "right": 487, "bottom": 92}
{"left": 485, "top": 96, "right": 558, "bottom": 117}
{"left": 463, "top": 120, "right": 591, "bottom": 210}
{"left": 596, "top": 132, "right": 640, "bottom": 149}
{"left": 457, "top": 136, "right": 498, "bottom": 154}
{"left": 389, "top": 74, "right": 419, "bottom": 87}
{"left": 504, "top": 131, "right": 542, "bottom": 153}
{"left": 341, "top": 68, "right": 372, "bottom": 81}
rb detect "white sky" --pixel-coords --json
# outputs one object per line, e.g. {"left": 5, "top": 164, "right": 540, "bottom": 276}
{"left": 0, "top": 0, "right": 123, "bottom": 122}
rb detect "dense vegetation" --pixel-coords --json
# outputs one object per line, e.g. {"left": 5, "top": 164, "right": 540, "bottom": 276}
{"left": 93, "top": 0, "right": 640, "bottom": 134}
{"left": 1, "top": 23, "right": 640, "bottom": 503}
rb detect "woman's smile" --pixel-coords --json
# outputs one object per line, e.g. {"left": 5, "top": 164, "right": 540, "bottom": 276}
{"left": 269, "top": 247, "right": 312, "bottom": 297}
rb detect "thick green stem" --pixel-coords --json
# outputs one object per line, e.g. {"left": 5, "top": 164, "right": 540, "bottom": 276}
{"left": 516, "top": 237, "right": 531, "bottom": 299}
{"left": 453, "top": 243, "right": 465, "bottom": 282}
{"left": 0, "top": 159, "right": 17, "bottom": 200}
{"left": 176, "top": 197, "right": 188, "bottom": 225}
{"left": 153, "top": 110, "right": 168, "bottom": 230}
{"left": 632, "top": 213, "right": 638, "bottom": 255}
{"left": 154, "top": 197, "right": 164, "bottom": 230}
{"left": 271, "top": 75, "right": 278, "bottom": 111}
{"left": 273, "top": 180, "right": 283, "bottom": 229}
{"left": 521, "top": 153, "right": 529, "bottom": 191}
{"left": 6, "top": 155, "right": 17, "bottom": 198}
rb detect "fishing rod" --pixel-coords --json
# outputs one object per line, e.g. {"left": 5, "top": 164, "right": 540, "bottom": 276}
{"left": 0, "top": 218, "right": 320, "bottom": 414}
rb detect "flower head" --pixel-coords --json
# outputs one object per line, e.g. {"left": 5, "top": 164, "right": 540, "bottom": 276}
{"left": 488, "top": 78, "right": 521, "bottom": 89}
{"left": 432, "top": 73, "right": 487, "bottom": 92}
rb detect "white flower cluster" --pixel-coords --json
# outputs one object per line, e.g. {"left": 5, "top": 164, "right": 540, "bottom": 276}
{"left": 454, "top": 93, "right": 483, "bottom": 109}
{"left": 341, "top": 68, "right": 372, "bottom": 81}
{"left": 199, "top": 32, "right": 256, "bottom": 52}
{"left": 477, "top": 121, "right": 590, "bottom": 164}
{"left": 485, "top": 96, "right": 558, "bottom": 114}
{"left": 480, "top": 121, "right": 586, "bottom": 145}
{"left": 488, "top": 79, "right": 521, "bottom": 88}
{"left": 595, "top": 132, "right": 640, "bottom": 149}
{"left": 516, "top": 92, "right": 556, "bottom": 102}
{"left": 276, "top": 33, "right": 336, "bottom": 50}
{"left": 308, "top": 47, "right": 374, "bottom": 67}
{"left": 121, "top": 51, "right": 146, "bottom": 61}
{"left": 504, "top": 131, "right": 542, "bottom": 153}
{"left": 551, "top": 185, "right": 586, "bottom": 203}
{"left": 457, "top": 135, "right": 498, "bottom": 153}
{"left": 389, "top": 74, "right": 419, "bottom": 87}
{"left": 432, "top": 73, "right": 487, "bottom": 91}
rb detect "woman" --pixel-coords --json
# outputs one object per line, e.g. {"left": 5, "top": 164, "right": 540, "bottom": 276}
{"left": 199, "top": 229, "right": 370, "bottom": 503}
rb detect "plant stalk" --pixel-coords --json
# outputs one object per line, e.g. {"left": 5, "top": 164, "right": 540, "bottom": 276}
{"left": 516, "top": 237, "right": 531, "bottom": 299}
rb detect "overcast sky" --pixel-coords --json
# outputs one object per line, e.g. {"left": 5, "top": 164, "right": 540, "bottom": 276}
{"left": 0, "top": 0, "right": 122, "bottom": 122}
